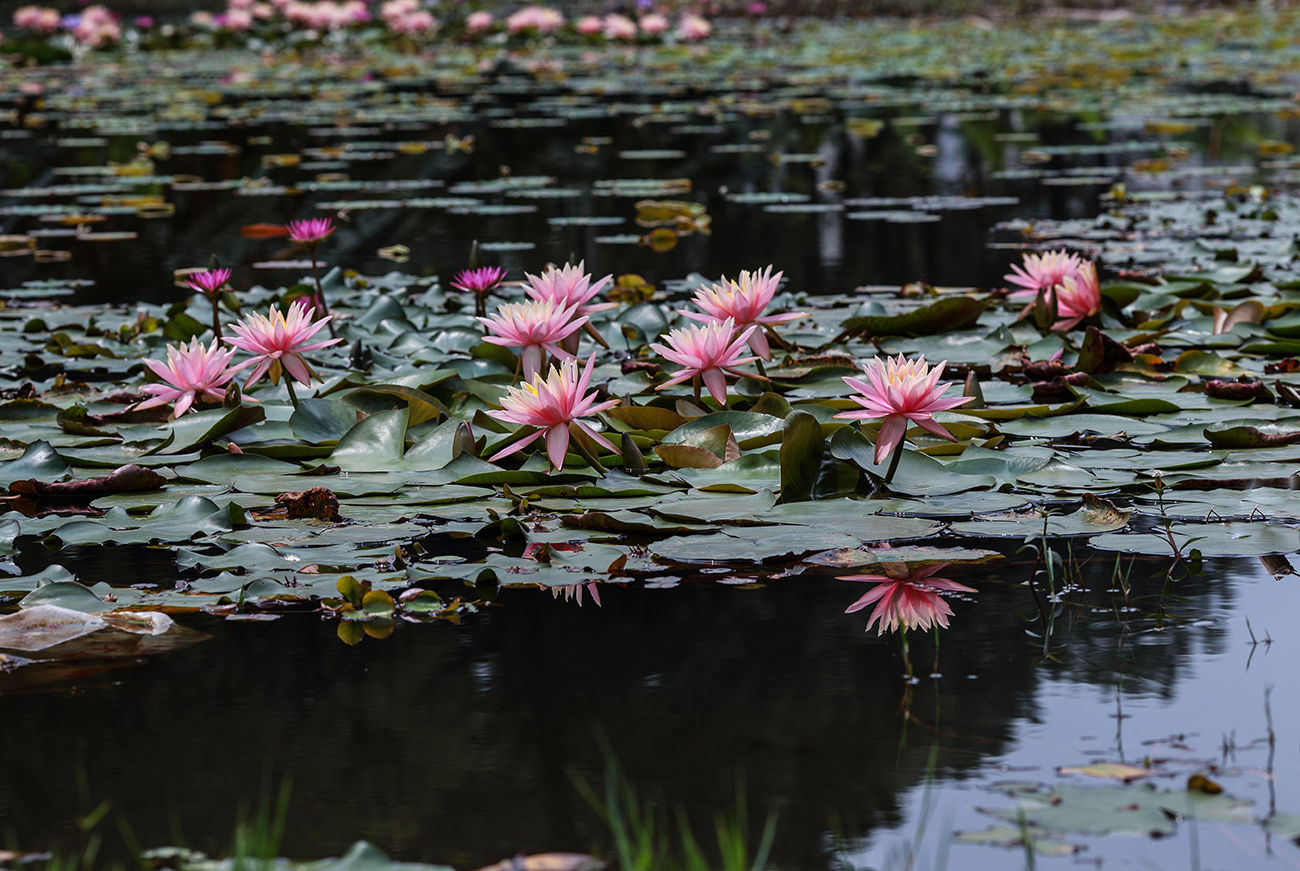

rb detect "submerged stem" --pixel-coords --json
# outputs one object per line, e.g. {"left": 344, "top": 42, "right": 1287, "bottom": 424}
{"left": 209, "top": 295, "right": 223, "bottom": 341}
{"left": 309, "top": 249, "right": 337, "bottom": 340}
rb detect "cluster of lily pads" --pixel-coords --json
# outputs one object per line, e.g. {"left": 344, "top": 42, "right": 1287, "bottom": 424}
{"left": 0, "top": 212, "right": 1297, "bottom": 643}
{"left": 7, "top": 5, "right": 1300, "bottom": 653}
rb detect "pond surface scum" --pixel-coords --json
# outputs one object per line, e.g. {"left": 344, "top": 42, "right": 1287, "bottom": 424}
{"left": 9, "top": 7, "right": 1300, "bottom": 869}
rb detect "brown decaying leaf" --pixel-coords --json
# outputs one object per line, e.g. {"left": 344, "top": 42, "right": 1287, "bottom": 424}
{"left": 1203, "top": 379, "right": 1271, "bottom": 402}
{"left": 274, "top": 487, "right": 343, "bottom": 522}
{"left": 8, "top": 464, "right": 166, "bottom": 497}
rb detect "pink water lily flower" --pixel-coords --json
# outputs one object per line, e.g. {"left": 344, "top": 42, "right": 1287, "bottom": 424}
{"left": 680, "top": 265, "right": 806, "bottom": 360}
{"left": 524, "top": 261, "right": 614, "bottom": 315}
{"left": 836, "top": 354, "right": 971, "bottom": 465}
{"left": 479, "top": 299, "right": 587, "bottom": 381}
{"left": 225, "top": 299, "right": 342, "bottom": 389}
{"left": 489, "top": 355, "right": 620, "bottom": 471}
{"left": 286, "top": 217, "right": 339, "bottom": 336}
{"left": 841, "top": 564, "right": 975, "bottom": 634}
{"left": 650, "top": 318, "right": 759, "bottom": 406}
{"left": 1051, "top": 260, "right": 1101, "bottom": 331}
{"left": 134, "top": 337, "right": 239, "bottom": 418}
{"left": 1005, "top": 249, "right": 1086, "bottom": 297}
{"left": 524, "top": 261, "right": 615, "bottom": 351}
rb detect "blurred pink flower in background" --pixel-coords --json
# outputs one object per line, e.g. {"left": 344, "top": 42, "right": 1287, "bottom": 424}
{"left": 639, "top": 13, "right": 668, "bottom": 35}
{"left": 575, "top": 14, "right": 603, "bottom": 35}
{"left": 72, "top": 5, "right": 121, "bottom": 47}
{"left": 465, "top": 10, "right": 493, "bottom": 32}
{"left": 506, "top": 5, "right": 563, "bottom": 34}
{"left": 603, "top": 13, "right": 636, "bottom": 40}
{"left": 677, "top": 13, "right": 711, "bottom": 40}
{"left": 14, "top": 5, "right": 61, "bottom": 34}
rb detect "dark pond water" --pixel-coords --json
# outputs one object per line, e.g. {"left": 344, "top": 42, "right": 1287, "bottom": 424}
{"left": 0, "top": 51, "right": 1134, "bottom": 306}
{"left": 6, "top": 542, "right": 1300, "bottom": 870}
{"left": 7, "top": 23, "right": 1300, "bottom": 871}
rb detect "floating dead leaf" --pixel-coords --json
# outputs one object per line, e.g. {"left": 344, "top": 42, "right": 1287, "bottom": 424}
{"left": 1187, "top": 773, "right": 1222, "bottom": 794}
{"left": 273, "top": 487, "right": 343, "bottom": 522}
{"left": 0, "top": 235, "right": 36, "bottom": 255}
{"left": 474, "top": 854, "right": 605, "bottom": 871}
{"left": 8, "top": 463, "right": 166, "bottom": 497}
{"left": 378, "top": 244, "right": 410, "bottom": 263}
{"left": 240, "top": 223, "right": 291, "bottom": 239}
{"left": 1058, "top": 762, "right": 1151, "bottom": 782}
{"left": 641, "top": 227, "right": 678, "bottom": 252}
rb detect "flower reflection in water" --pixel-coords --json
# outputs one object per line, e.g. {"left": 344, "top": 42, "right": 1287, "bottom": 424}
{"left": 842, "top": 563, "right": 974, "bottom": 635}
{"left": 841, "top": 563, "right": 975, "bottom": 684}
{"left": 552, "top": 583, "right": 602, "bottom": 607}
{"left": 523, "top": 542, "right": 604, "bottom": 606}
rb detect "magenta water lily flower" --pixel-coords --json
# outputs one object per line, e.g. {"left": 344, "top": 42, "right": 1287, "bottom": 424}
{"left": 478, "top": 299, "right": 587, "bottom": 381}
{"left": 186, "top": 266, "right": 235, "bottom": 339}
{"left": 841, "top": 564, "right": 975, "bottom": 634}
{"left": 680, "top": 265, "right": 806, "bottom": 360}
{"left": 285, "top": 218, "right": 336, "bottom": 246}
{"left": 225, "top": 300, "right": 342, "bottom": 405}
{"left": 285, "top": 217, "right": 338, "bottom": 336}
{"left": 452, "top": 265, "right": 509, "bottom": 317}
{"left": 186, "top": 268, "right": 232, "bottom": 298}
{"left": 134, "top": 337, "right": 239, "bottom": 418}
{"left": 836, "top": 354, "right": 971, "bottom": 467}
{"left": 489, "top": 355, "right": 620, "bottom": 471}
{"left": 650, "top": 318, "right": 760, "bottom": 406}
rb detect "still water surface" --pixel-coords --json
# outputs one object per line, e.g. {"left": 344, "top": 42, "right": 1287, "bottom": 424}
{"left": 6, "top": 546, "right": 1300, "bottom": 869}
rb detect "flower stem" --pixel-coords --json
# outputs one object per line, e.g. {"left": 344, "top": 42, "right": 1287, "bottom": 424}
{"left": 209, "top": 296, "right": 223, "bottom": 341}
{"left": 309, "top": 248, "right": 337, "bottom": 340}
{"left": 883, "top": 441, "right": 904, "bottom": 486}
{"left": 283, "top": 376, "right": 301, "bottom": 409}
{"left": 900, "top": 628, "right": 913, "bottom": 680}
